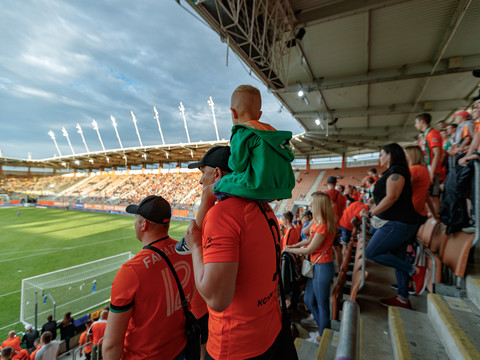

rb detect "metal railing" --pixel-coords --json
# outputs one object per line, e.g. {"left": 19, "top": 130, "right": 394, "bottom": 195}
{"left": 334, "top": 301, "right": 360, "bottom": 360}
{"left": 72, "top": 341, "right": 92, "bottom": 360}
{"left": 359, "top": 217, "right": 367, "bottom": 291}
{"left": 473, "top": 161, "right": 479, "bottom": 247}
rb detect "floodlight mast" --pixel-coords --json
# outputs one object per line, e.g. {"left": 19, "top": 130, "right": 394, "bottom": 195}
{"left": 153, "top": 106, "right": 165, "bottom": 145}
{"left": 208, "top": 96, "right": 220, "bottom": 141}
{"left": 179, "top": 102, "right": 191, "bottom": 143}
{"left": 48, "top": 130, "right": 62, "bottom": 157}
{"left": 131, "top": 111, "right": 143, "bottom": 147}
{"left": 62, "top": 127, "right": 75, "bottom": 155}
{"left": 91, "top": 119, "right": 106, "bottom": 151}
{"left": 110, "top": 115, "right": 124, "bottom": 149}
{"left": 76, "top": 123, "right": 90, "bottom": 153}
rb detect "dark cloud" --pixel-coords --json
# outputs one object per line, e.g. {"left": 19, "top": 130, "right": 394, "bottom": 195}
{"left": 0, "top": 0, "right": 302, "bottom": 159}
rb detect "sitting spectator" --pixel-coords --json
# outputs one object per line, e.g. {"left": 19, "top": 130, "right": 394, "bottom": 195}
{"left": 34, "top": 332, "right": 59, "bottom": 360}
{"left": 1, "top": 346, "right": 29, "bottom": 360}
{"left": 21, "top": 325, "right": 39, "bottom": 354}
{"left": 29, "top": 339, "right": 41, "bottom": 360}
{"left": 339, "top": 200, "right": 371, "bottom": 249}
{"left": 58, "top": 312, "right": 75, "bottom": 352}
{"left": 40, "top": 316, "right": 56, "bottom": 340}
{"left": 2, "top": 331, "right": 22, "bottom": 352}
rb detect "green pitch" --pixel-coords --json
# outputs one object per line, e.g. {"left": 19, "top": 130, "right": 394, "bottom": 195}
{"left": 0, "top": 207, "right": 189, "bottom": 337}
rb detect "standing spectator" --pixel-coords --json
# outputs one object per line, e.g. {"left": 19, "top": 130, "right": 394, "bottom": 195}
{"left": 87, "top": 311, "right": 108, "bottom": 360}
{"left": 21, "top": 325, "right": 39, "bottom": 354}
{"left": 103, "top": 195, "right": 194, "bottom": 360}
{"left": 40, "top": 316, "right": 56, "bottom": 340}
{"left": 185, "top": 147, "right": 297, "bottom": 359}
{"left": 452, "top": 110, "right": 474, "bottom": 154}
{"left": 361, "top": 143, "right": 427, "bottom": 309}
{"left": 2, "top": 332, "right": 22, "bottom": 352}
{"left": 324, "top": 176, "right": 346, "bottom": 271}
{"left": 34, "top": 332, "right": 59, "bottom": 360}
{"left": 300, "top": 210, "right": 313, "bottom": 241}
{"left": 78, "top": 320, "right": 93, "bottom": 360}
{"left": 283, "top": 192, "right": 337, "bottom": 343}
{"left": 415, "top": 113, "right": 442, "bottom": 213}
{"left": 58, "top": 312, "right": 75, "bottom": 352}
{"left": 281, "top": 211, "right": 300, "bottom": 250}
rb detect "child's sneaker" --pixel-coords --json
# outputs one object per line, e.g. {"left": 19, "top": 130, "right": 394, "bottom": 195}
{"left": 175, "top": 238, "right": 191, "bottom": 255}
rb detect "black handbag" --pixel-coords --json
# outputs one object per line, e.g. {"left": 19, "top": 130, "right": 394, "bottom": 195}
{"left": 254, "top": 202, "right": 299, "bottom": 360}
{"left": 145, "top": 245, "right": 201, "bottom": 360}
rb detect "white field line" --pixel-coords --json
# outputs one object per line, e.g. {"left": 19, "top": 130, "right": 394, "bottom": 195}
{"left": 0, "top": 235, "right": 134, "bottom": 264}
{"left": 0, "top": 290, "right": 21, "bottom": 298}
{"left": 0, "top": 321, "right": 21, "bottom": 331}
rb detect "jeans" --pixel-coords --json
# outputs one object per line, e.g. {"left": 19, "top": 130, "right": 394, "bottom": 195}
{"left": 365, "top": 221, "right": 418, "bottom": 299}
{"left": 304, "top": 262, "right": 335, "bottom": 334}
{"left": 339, "top": 226, "right": 352, "bottom": 244}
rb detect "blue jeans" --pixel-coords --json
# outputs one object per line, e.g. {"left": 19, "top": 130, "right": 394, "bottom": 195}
{"left": 304, "top": 262, "right": 334, "bottom": 334}
{"left": 339, "top": 226, "right": 352, "bottom": 244}
{"left": 365, "top": 221, "right": 418, "bottom": 299}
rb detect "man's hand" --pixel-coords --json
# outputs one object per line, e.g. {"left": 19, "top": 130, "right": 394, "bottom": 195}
{"left": 185, "top": 219, "right": 202, "bottom": 250}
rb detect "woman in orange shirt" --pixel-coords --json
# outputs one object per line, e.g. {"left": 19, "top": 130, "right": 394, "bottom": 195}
{"left": 283, "top": 192, "right": 337, "bottom": 343}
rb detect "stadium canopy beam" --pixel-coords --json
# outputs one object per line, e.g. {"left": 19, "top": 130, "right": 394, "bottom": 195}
{"left": 272, "top": 55, "right": 480, "bottom": 93}
{"left": 292, "top": 98, "right": 471, "bottom": 118}
{"left": 295, "top": 0, "right": 415, "bottom": 26}
{"left": 292, "top": 137, "right": 343, "bottom": 155}
{"left": 190, "top": 0, "right": 297, "bottom": 90}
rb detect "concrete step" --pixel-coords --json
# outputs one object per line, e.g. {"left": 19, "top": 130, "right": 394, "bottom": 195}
{"left": 388, "top": 306, "right": 449, "bottom": 360}
{"left": 466, "top": 275, "right": 480, "bottom": 309}
{"left": 294, "top": 328, "right": 339, "bottom": 360}
{"left": 428, "top": 293, "right": 480, "bottom": 360}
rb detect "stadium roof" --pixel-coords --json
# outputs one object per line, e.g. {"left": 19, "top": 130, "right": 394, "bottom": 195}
{"left": 0, "top": 141, "right": 228, "bottom": 170}
{"left": 187, "top": 0, "right": 480, "bottom": 158}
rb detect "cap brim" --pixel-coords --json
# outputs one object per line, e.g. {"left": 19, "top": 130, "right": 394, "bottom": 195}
{"left": 125, "top": 204, "right": 139, "bottom": 214}
{"left": 187, "top": 161, "right": 202, "bottom": 169}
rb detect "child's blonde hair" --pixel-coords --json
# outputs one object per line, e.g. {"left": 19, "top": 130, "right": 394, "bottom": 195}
{"left": 310, "top": 191, "right": 337, "bottom": 235}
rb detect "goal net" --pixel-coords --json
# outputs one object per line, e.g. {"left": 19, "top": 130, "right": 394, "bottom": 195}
{"left": 20, "top": 252, "right": 133, "bottom": 326}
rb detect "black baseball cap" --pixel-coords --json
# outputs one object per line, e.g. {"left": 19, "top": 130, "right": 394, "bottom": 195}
{"left": 473, "top": 69, "right": 480, "bottom": 78}
{"left": 187, "top": 146, "right": 232, "bottom": 172}
{"left": 327, "top": 176, "right": 337, "bottom": 184}
{"left": 126, "top": 195, "right": 171, "bottom": 224}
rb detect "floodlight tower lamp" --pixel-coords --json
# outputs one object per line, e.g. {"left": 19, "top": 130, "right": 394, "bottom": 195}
{"left": 208, "top": 96, "right": 220, "bottom": 141}
{"left": 76, "top": 123, "right": 90, "bottom": 153}
{"left": 48, "top": 130, "right": 62, "bottom": 156}
{"left": 110, "top": 115, "right": 124, "bottom": 149}
{"left": 153, "top": 106, "right": 165, "bottom": 145}
{"left": 178, "top": 102, "right": 191, "bottom": 143}
{"left": 62, "top": 127, "right": 75, "bottom": 155}
{"left": 131, "top": 111, "right": 143, "bottom": 147}
{"left": 91, "top": 119, "right": 106, "bottom": 151}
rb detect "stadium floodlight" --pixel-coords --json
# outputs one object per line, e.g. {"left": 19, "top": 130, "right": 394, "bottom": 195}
{"left": 91, "top": 120, "right": 106, "bottom": 152}
{"left": 76, "top": 123, "right": 90, "bottom": 153}
{"left": 62, "top": 127, "right": 75, "bottom": 155}
{"left": 178, "top": 102, "right": 191, "bottom": 143}
{"left": 153, "top": 106, "right": 165, "bottom": 145}
{"left": 110, "top": 115, "right": 124, "bottom": 149}
{"left": 142, "top": 153, "right": 147, "bottom": 160}
{"left": 208, "top": 96, "right": 220, "bottom": 141}
{"left": 130, "top": 111, "right": 143, "bottom": 147}
{"left": 48, "top": 130, "right": 62, "bottom": 157}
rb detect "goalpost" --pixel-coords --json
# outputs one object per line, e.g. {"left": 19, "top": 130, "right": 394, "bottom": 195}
{"left": 20, "top": 252, "right": 133, "bottom": 328}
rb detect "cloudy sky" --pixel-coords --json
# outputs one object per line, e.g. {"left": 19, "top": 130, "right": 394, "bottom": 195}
{"left": 0, "top": 0, "right": 303, "bottom": 160}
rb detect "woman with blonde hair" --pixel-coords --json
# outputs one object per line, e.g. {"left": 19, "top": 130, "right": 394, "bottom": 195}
{"left": 404, "top": 145, "right": 435, "bottom": 218}
{"left": 283, "top": 191, "right": 337, "bottom": 343}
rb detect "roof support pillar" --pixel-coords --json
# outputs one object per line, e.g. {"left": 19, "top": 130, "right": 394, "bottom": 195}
{"left": 306, "top": 156, "right": 310, "bottom": 172}
{"left": 342, "top": 153, "right": 346, "bottom": 169}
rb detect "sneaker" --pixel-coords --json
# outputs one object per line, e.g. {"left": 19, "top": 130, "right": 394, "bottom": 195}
{"left": 380, "top": 296, "right": 412, "bottom": 309}
{"left": 309, "top": 331, "right": 319, "bottom": 339}
{"left": 389, "top": 283, "right": 416, "bottom": 295}
{"left": 300, "top": 314, "right": 319, "bottom": 329}
{"left": 305, "top": 336, "right": 320, "bottom": 345}
{"left": 412, "top": 266, "right": 428, "bottom": 295}
{"left": 175, "top": 238, "right": 191, "bottom": 255}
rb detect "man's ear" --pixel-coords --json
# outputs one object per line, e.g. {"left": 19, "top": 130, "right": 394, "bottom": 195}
{"left": 214, "top": 167, "right": 223, "bottom": 181}
{"left": 257, "top": 110, "right": 262, "bottom": 120}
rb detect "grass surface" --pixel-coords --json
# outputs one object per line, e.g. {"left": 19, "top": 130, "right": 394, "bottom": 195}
{"left": 0, "top": 207, "right": 189, "bottom": 337}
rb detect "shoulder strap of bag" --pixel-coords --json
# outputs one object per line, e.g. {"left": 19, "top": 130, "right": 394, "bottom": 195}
{"left": 144, "top": 245, "right": 190, "bottom": 320}
{"left": 254, "top": 201, "right": 288, "bottom": 316}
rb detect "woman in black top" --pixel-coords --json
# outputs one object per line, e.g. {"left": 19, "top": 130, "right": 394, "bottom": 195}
{"left": 361, "top": 143, "right": 427, "bottom": 309}
{"left": 59, "top": 312, "right": 75, "bottom": 352}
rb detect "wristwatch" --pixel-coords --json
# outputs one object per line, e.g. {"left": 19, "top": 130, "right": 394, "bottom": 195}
{"left": 367, "top": 211, "right": 372, "bottom": 218}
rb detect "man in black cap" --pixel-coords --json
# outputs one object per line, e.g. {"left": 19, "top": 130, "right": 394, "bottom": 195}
{"left": 184, "top": 146, "right": 297, "bottom": 359}
{"left": 103, "top": 195, "right": 194, "bottom": 360}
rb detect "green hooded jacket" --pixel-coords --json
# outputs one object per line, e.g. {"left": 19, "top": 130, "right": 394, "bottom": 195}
{"left": 213, "top": 124, "right": 295, "bottom": 200}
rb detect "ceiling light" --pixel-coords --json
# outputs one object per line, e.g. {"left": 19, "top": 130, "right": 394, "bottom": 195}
{"left": 74, "top": 160, "right": 80, "bottom": 165}
{"left": 297, "top": 90, "right": 304, "bottom": 97}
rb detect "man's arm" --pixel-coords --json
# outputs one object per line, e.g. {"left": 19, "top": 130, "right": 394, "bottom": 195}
{"left": 102, "top": 309, "right": 132, "bottom": 360}
{"left": 185, "top": 221, "right": 238, "bottom": 312}
{"left": 430, "top": 147, "right": 441, "bottom": 183}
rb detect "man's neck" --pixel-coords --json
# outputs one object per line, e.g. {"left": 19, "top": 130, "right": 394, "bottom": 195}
{"left": 141, "top": 233, "right": 169, "bottom": 247}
